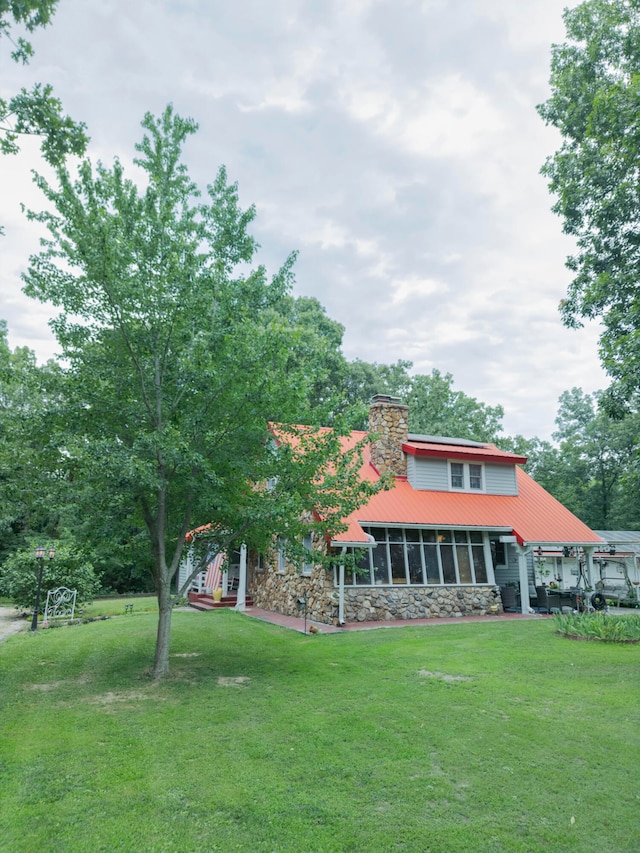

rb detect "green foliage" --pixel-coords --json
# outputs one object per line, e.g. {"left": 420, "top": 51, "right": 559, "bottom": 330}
{"left": 276, "top": 295, "right": 353, "bottom": 423}
{"left": 0, "top": 1, "right": 88, "bottom": 168}
{"left": 21, "top": 106, "right": 386, "bottom": 676}
{"left": 405, "top": 369, "right": 504, "bottom": 441}
{"left": 0, "top": 1, "right": 58, "bottom": 63}
{"left": 504, "top": 387, "right": 640, "bottom": 529}
{"left": 0, "top": 320, "right": 62, "bottom": 561}
{"left": 0, "top": 537, "right": 100, "bottom": 610}
{"left": 0, "top": 83, "right": 89, "bottom": 166}
{"left": 340, "top": 358, "right": 413, "bottom": 425}
{"left": 337, "top": 361, "right": 504, "bottom": 440}
{"left": 538, "top": 0, "right": 640, "bottom": 404}
{"left": 555, "top": 611, "right": 640, "bottom": 642}
{"left": 552, "top": 387, "right": 640, "bottom": 528}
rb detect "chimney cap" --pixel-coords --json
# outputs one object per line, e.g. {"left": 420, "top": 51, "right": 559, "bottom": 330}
{"left": 370, "top": 394, "right": 404, "bottom": 405}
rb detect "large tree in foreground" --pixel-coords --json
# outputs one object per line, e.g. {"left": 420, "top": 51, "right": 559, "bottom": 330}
{"left": 538, "top": 0, "right": 640, "bottom": 406}
{"left": 22, "top": 107, "right": 382, "bottom": 677}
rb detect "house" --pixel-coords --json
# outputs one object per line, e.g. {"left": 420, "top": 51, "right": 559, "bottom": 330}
{"left": 181, "top": 395, "right": 606, "bottom": 624}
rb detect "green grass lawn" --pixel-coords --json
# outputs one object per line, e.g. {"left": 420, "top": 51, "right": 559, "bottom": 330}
{"left": 1, "top": 611, "right": 638, "bottom": 853}
{"left": 81, "top": 595, "right": 159, "bottom": 619}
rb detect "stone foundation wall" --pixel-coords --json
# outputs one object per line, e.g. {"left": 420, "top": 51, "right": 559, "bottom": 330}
{"left": 343, "top": 585, "right": 502, "bottom": 622}
{"left": 251, "top": 564, "right": 502, "bottom": 624}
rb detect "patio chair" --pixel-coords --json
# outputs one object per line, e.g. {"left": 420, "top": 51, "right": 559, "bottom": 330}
{"left": 535, "top": 586, "right": 552, "bottom": 614}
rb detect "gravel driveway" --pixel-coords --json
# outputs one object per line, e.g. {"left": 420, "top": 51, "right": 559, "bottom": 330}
{"left": 0, "top": 606, "right": 28, "bottom": 643}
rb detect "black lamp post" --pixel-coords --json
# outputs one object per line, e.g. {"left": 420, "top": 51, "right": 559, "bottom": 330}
{"left": 30, "top": 545, "right": 55, "bottom": 631}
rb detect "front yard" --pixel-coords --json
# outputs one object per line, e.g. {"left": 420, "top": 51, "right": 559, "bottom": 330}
{"left": 0, "top": 610, "right": 638, "bottom": 852}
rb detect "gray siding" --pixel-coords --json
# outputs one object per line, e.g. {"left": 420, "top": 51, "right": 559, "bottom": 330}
{"left": 407, "top": 456, "right": 449, "bottom": 490}
{"left": 484, "top": 463, "right": 518, "bottom": 495}
{"left": 494, "top": 547, "right": 535, "bottom": 587}
{"left": 408, "top": 456, "right": 518, "bottom": 495}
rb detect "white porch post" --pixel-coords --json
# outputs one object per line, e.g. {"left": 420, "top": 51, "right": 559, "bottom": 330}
{"left": 517, "top": 548, "right": 530, "bottom": 614}
{"left": 235, "top": 543, "right": 247, "bottom": 611}
{"left": 338, "top": 547, "right": 346, "bottom": 626}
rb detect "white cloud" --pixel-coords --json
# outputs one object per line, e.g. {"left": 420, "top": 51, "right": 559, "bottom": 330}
{"left": 0, "top": 0, "right": 610, "bottom": 441}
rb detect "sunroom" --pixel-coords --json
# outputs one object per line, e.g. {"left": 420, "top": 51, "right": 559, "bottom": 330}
{"left": 336, "top": 526, "right": 493, "bottom": 587}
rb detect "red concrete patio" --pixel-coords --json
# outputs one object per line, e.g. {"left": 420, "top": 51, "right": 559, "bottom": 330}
{"left": 241, "top": 605, "right": 546, "bottom": 635}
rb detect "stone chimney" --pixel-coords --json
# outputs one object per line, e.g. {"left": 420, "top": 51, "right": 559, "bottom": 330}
{"left": 368, "top": 395, "right": 409, "bottom": 476}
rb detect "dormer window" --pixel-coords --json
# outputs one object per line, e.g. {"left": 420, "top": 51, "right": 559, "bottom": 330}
{"left": 450, "top": 461, "right": 483, "bottom": 491}
{"left": 469, "top": 464, "right": 482, "bottom": 490}
{"left": 451, "top": 463, "right": 464, "bottom": 489}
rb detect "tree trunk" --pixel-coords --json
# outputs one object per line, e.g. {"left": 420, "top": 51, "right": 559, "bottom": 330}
{"left": 151, "top": 572, "right": 173, "bottom": 679}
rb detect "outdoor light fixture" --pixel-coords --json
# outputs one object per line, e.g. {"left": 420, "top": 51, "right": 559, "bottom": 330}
{"left": 31, "top": 545, "right": 56, "bottom": 631}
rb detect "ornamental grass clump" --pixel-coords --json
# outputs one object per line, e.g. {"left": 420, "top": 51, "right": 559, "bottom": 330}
{"left": 555, "top": 611, "right": 640, "bottom": 643}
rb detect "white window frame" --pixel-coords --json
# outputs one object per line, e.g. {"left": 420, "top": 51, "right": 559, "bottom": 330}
{"left": 448, "top": 461, "right": 484, "bottom": 492}
{"left": 277, "top": 537, "right": 286, "bottom": 573}
{"left": 335, "top": 527, "right": 495, "bottom": 588}
{"left": 301, "top": 534, "right": 313, "bottom": 576}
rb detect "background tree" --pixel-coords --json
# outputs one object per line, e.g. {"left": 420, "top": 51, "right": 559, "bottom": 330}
{"left": 498, "top": 433, "right": 560, "bottom": 485}
{"left": 0, "top": 1, "right": 88, "bottom": 172}
{"left": 538, "top": 0, "right": 640, "bottom": 407}
{"left": 331, "top": 359, "right": 504, "bottom": 440}
{"left": 0, "top": 320, "right": 62, "bottom": 562}
{"left": 0, "top": 534, "right": 99, "bottom": 612}
{"left": 341, "top": 359, "right": 412, "bottom": 427}
{"left": 504, "top": 388, "right": 640, "bottom": 530}
{"left": 405, "top": 369, "right": 504, "bottom": 441}
{"left": 276, "top": 295, "right": 352, "bottom": 423}
{"left": 22, "top": 106, "right": 384, "bottom": 677}
{"left": 551, "top": 387, "right": 640, "bottom": 529}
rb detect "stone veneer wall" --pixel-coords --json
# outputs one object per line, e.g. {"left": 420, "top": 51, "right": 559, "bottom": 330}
{"left": 368, "top": 396, "right": 409, "bottom": 476}
{"left": 251, "top": 563, "right": 338, "bottom": 624}
{"left": 343, "top": 585, "right": 501, "bottom": 622}
{"left": 250, "top": 558, "right": 503, "bottom": 625}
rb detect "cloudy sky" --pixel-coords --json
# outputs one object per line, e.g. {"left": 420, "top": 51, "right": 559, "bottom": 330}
{"left": 0, "top": 0, "right": 606, "bottom": 440}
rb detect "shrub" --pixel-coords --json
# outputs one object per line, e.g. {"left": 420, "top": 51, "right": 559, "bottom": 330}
{"left": 555, "top": 612, "right": 640, "bottom": 643}
{"left": 0, "top": 538, "right": 101, "bottom": 612}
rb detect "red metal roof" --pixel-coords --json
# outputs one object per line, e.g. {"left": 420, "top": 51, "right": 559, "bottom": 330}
{"left": 403, "top": 440, "right": 527, "bottom": 465}
{"left": 332, "top": 439, "right": 603, "bottom": 548}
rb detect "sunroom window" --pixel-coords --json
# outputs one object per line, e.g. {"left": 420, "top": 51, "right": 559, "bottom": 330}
{"left": 336, "top": 526, "right": 490, "bottom": 587}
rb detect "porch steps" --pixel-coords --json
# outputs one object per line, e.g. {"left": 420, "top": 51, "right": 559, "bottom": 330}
{"left": 187, "top": 591, "right": 254, "bottom": 611}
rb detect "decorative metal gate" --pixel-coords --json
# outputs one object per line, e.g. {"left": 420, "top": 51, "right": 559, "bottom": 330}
{"left": 43, "top": 587, "right": 77, "bottom": 623}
